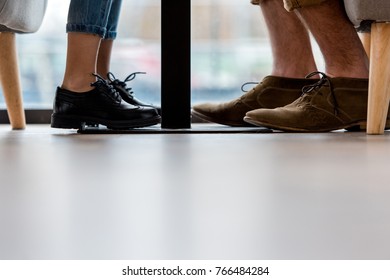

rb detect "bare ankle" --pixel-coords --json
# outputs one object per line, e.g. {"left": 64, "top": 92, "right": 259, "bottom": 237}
{"left": 325, "top": 68, "right": 369, "bottom": 79}
{"left": 61, "top": 83, "right": 95, "bottom": 93}
{"left": 61, "top": 76, "right": 96, "bottom": 93}
{"left": 271, "top": 67, "right": 318, "bottom": 79}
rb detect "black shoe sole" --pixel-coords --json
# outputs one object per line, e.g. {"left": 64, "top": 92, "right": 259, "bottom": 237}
{"left": 51, "top": 113, "right": 161, "bottom": 130}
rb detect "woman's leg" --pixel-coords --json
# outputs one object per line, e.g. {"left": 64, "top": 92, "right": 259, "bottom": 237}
{"left": 62, "top": 33, "right": 101, "bottom": 92}
{"left": 97, "top": 39, "right": 113, "bottom": 77}
{"left": 97, "top": 0, "right": 122, "bottom": 77}
{"left": 62, "top": 0, "right": 115, "bottom": 92}
{"left": 52, "top": 0, "right": 160, "bottom": 130}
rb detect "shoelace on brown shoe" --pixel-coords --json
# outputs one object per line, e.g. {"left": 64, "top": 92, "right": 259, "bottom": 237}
{"left": 240, "top": 82, "right": 259, "bottom": 92}
{"left": 302, "top": 71, "right": 339, "bottom": 116}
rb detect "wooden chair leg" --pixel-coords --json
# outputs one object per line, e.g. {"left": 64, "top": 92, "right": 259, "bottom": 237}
{"left": 359, "top": 32, "right": 371, "bottom": 59}
{"left": 0, "top": 32, "right": 26, "bottom": 129}
{"left": 367, "top": 23, "right": 390, "bottom": 135}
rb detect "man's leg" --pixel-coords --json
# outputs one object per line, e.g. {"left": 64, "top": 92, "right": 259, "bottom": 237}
{"left": 261, "top": 0, "right": 317, "bottom": 78}
{"left": 244, "top": 0, "right": 377, "bottom": 132}
{"left": 295, "top": 0, "right": 369, "bottom": 78}
{"left": 192, "top": 0, "right": 318, "bottom": 126}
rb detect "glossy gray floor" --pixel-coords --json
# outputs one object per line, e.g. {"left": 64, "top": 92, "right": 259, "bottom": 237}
{"left": 1, "top": 124, "right": 390, "bottom": 260}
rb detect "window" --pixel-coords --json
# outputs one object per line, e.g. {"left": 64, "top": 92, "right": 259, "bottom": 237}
{"left": 191, "top": 0, "right": 272, "bottom": 103}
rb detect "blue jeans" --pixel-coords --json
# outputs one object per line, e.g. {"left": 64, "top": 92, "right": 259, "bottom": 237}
{"left": 67, "top": 0, "right": 122, "bottom": 40}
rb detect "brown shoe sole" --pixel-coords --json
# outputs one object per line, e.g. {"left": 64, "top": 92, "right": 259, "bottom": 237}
{"left": 192, "top": 110, "right": 255, "bottom": 127}
{"left": 243, "top": 116, "right": 390, "bottom": 132}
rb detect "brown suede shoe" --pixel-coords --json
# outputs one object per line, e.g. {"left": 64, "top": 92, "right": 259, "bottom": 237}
{"left": 192, "top": 76, "right": 318, "bottom": 126}
{"left": 244, "top": 72, "right": 388, "bottom": 132}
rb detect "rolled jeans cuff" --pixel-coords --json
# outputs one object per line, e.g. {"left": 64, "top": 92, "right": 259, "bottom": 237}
{"left": 66, "top": 23, "right": 117, "bottom": 39}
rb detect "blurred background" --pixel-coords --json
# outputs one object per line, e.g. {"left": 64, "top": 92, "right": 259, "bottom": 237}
{"left": 1, "top": 0, "right": 320, "bottom": 111}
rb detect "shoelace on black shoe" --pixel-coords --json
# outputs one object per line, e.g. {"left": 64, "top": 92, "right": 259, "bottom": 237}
{"left": 92, "top": 73, "right": 121, "bottom": 103}
{"left": 107, "top": 71, "right": 146, "bottom": 99}
{"left": 302, "top": 71, "right": 339, "bottom": 116}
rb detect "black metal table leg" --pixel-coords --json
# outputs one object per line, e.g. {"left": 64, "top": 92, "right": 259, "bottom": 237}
{"left": 161, "top": 0, "right": 191, "bottom": 129}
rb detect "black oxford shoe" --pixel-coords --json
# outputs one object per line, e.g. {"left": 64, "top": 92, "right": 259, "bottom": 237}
{"left": 51, "top": 75, "right": 160, "bottom": 130}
